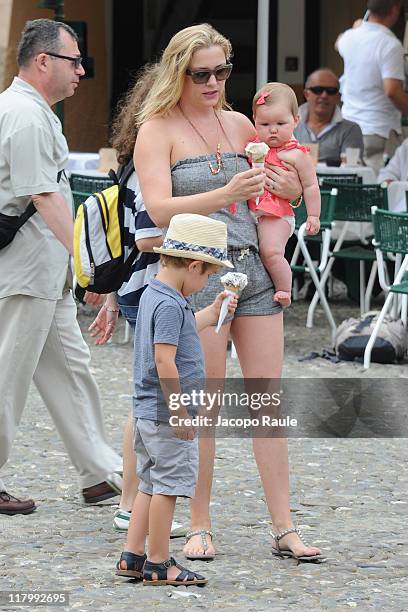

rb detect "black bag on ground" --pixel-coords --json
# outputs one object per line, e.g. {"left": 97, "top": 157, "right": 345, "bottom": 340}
{"left": 0, "top": 170, "right": 63, "bottom": 250}
{"left": 334, "top": 311, "right": 407, "bottom": 363}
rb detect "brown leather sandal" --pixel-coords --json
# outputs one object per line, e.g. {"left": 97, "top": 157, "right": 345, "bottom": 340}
{"left": 115, "top": 551, "right": 147, "bottom": 578}
{"left": 143, "top": 557, "right": 207, "bottom": 587}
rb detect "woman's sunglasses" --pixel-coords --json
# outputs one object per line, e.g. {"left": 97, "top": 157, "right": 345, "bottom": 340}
{"left": 307, "top": 86, "right": 339, "bottom": 96}
{"left": 186, "top": 63, "right": 233, "bottom": 84}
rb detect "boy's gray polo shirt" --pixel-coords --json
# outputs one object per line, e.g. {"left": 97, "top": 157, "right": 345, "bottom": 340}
{"left": 133, "top": 278, "right": 205, "bottom": 422}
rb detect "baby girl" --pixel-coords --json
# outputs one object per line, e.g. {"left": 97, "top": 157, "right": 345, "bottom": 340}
{"left": 246, "top": 82, "right": 321, "bottom": 307}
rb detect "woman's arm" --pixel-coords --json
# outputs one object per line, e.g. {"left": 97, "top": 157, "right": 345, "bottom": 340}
{"left": 136, "top": 235, "right": 163, "bottom": 252}
{"left": 134, "top": 118, "right": 265, "bottom": 227}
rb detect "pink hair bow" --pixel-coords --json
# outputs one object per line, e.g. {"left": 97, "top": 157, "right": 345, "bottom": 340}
{"left": 256, "top": 91, "right": 269, "bottom": 105}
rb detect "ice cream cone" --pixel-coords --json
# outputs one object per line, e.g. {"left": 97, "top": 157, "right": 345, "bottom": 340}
{"left": 215, "top": 272, "right": 248, "bottom": 333}
{"left": 245, "top": 142, "right": 269, "bottom": 164}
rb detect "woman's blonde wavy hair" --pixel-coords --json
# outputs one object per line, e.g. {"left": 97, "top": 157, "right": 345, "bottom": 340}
{"left": 111, "top": 63, "right": 160, "bottom": 165}
{"left": 136, "top": 23, "right": 233, "bottom": 127}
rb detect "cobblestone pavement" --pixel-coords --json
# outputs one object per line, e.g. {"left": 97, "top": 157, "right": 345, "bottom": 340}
{"left": 1, "top": 297, "right": 407, "bottom": 611}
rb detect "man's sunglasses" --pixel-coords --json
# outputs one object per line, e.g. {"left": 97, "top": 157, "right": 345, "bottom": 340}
{"left": 186, "top": 63, "right": 233, "bottom": 84}
{"left": 307, "top": 86, "right": 339, "bottom": 96}
{"left": 43, "top": 52, "right": 83, "bottom": 69}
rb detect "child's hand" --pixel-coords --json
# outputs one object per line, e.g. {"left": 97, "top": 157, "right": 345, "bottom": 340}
{"left": 306, "top": 215, "right": 320, "bottom": 235}
{"left": 211, "top": 291, "right": 238, "bottom": 322}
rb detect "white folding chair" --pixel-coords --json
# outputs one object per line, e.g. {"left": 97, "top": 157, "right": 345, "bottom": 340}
{"left": 290, "top": 188, "right": 338, "bottom": 342}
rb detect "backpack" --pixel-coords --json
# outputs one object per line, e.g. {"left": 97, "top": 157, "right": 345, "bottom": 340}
{"left": 73, "top": 161, "right": 137, "bottom": 294}
{"left": 334, "top": 311, "right": 407, "bottom": 364}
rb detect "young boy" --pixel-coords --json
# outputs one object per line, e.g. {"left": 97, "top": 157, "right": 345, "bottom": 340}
{"left": 115, "top": 213, "right": 237, "bottom": 587}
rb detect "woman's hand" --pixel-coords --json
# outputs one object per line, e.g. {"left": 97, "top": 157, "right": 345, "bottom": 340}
{"left": 265, "top": 162, "right": 302, "bottom": 201}
{"left": 88, "top": 303, "right": 119, "bottom": 345}
{"left": 224, "top": 167, "right": 265, "bottom": 203}
{"left": 83, "top": 291, "right": 105, "bottom": 306}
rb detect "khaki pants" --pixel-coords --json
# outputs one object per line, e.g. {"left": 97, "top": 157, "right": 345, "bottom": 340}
{"left": 0, "top": 291, "right": 122, "bottom": 491}
{"left": 363, "top": 130, "right": 403, "bottom": 175}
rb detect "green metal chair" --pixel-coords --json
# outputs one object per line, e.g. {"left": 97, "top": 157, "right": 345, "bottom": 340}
{"left": 364, "top": 207, "right": 408, "bottom": 368}
{"left": 69, "top": 172, "right": 114, "bottom": 214}
{"left": 290, "top": 188, "right": 338, "bottom": 340}
{"left": 307, "top": 183, "right": 388, "bottom": 332}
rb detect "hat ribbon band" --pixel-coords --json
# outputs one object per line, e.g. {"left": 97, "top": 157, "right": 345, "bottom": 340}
{"left": 162, "top": 237, "right": 227, "bottom": 260}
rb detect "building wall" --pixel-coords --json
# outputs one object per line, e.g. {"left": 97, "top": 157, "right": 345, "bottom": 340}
{"left": 2, "top": 0, "right": 110, "bottom": 152}
{"left": 0, "top": 0, "right": 13, "bottom": 86}
{"left": 277, "top": 0, "right": 305, "bottom": 101}
{"left": 320, "top": 0, "right": 367, "bottom": 78}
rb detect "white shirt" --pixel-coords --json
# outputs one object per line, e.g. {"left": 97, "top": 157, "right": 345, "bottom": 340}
{"left": 0, "top": 77, "right": 72, "bottom": 300}
{"left": 378, "top": 138, "right": 408, "bottom": 181}
{"left": 338, "top": 22, "right": 404, "bottom": 138}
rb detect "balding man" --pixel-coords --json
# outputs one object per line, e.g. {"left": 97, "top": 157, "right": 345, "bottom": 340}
{"left": 294, "top": 68, "right": 364, "bottom": 164}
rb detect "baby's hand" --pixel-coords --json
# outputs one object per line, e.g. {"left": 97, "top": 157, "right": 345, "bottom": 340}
{"left": 306, "top": 215, "right": 320, "bottom": 235}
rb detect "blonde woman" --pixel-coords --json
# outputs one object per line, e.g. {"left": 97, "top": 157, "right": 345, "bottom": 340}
{"left": 132, "top": 24, "right": 323, "bottom": 563}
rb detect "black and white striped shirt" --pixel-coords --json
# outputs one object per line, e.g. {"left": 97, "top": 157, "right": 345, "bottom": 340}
{"left": 117, "top": 171, "right": 162, "bottom": 307}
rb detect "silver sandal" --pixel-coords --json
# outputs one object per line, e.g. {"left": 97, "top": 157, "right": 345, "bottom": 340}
{"left": 184, "top": 529, "right": 214, "bottom": 561}
{"left": 271, "top": 527, "right": 325, "bottom": 563}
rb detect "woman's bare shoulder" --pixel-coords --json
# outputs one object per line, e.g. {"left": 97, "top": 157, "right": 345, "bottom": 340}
{"left": 138, "top": 115, "right": 171, "bottom": 137}
{"left": 221, "top": 110, "right": 256, "bottom": 147}
{"left": 222, "top": 109, "right": 255, "bottom": 130}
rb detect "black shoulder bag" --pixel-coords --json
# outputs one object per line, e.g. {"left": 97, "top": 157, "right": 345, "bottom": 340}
{"left": 0, "top": 170, "right": 63, "bottom": 250}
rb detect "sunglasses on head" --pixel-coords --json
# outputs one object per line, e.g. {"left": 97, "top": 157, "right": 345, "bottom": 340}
{"left": 186, "top": 63, "right": 233, "bottom": 84}
{"left": 307, "top": 86, "right": 339, "bottom": 96}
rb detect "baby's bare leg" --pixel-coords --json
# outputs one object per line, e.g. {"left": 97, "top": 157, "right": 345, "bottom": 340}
{"left": 257, "top": 216, "right": 292, "bottom": 308}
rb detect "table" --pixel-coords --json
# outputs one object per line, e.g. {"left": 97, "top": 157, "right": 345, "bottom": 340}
{"left": 316, "top": 163, "right": 377, "bottom": 184}
{"left": 317, "top": 164, "right": 407, "bottom": 212}
{"left": 70, "top": 169, "right": 108, "bottom": 178}
{"left": 67, "top": 152, "right": 100, "bottom": 172}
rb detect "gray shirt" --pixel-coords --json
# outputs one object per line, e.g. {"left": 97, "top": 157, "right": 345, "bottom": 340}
{"left": 0, "top": 77, "right": 73, "bottom": 300}
{"left": 133, "top": 278, "right": 205, "bottom": 422}
{"left": 294, "top": 103, "right": 364, "bottom": 163}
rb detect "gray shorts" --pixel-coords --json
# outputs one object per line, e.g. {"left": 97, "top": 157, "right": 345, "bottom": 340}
{"left": 189, "top": 246, "right": 282, "bottom": 320}
{"left": 134, "top": 418, "right": 198, "bottom": 498}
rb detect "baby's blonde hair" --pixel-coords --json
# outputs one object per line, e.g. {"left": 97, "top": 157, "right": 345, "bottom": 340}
{"left": 252, "top": 82, "right": 298, "bottom": 118}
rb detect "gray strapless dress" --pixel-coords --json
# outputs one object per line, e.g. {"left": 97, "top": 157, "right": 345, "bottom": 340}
{"left": 171, "top": 153, "right": 281, "bottom": 317}
{"left": 171, "top": 153, "right": 258, "bottom": 249}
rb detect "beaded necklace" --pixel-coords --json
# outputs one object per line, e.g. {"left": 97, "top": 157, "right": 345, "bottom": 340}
{"left": 178, "top": 104, "right": 239, "bottom": 213}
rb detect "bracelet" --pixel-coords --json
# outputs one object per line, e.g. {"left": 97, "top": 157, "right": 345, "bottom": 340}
{"left": 104, "top": 305, "right": 120, "bottom": 312}
{"left": 290, "top": 194, "right": 303, "bottom": 209}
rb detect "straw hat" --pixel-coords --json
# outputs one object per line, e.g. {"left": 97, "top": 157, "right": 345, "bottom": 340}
{"left": 153, "top": 213, "right": 233, "bottom": 268}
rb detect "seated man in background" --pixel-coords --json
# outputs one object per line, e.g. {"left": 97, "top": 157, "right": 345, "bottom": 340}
{"left": 294, "top": 68, "right": 364, "bottom": 165}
